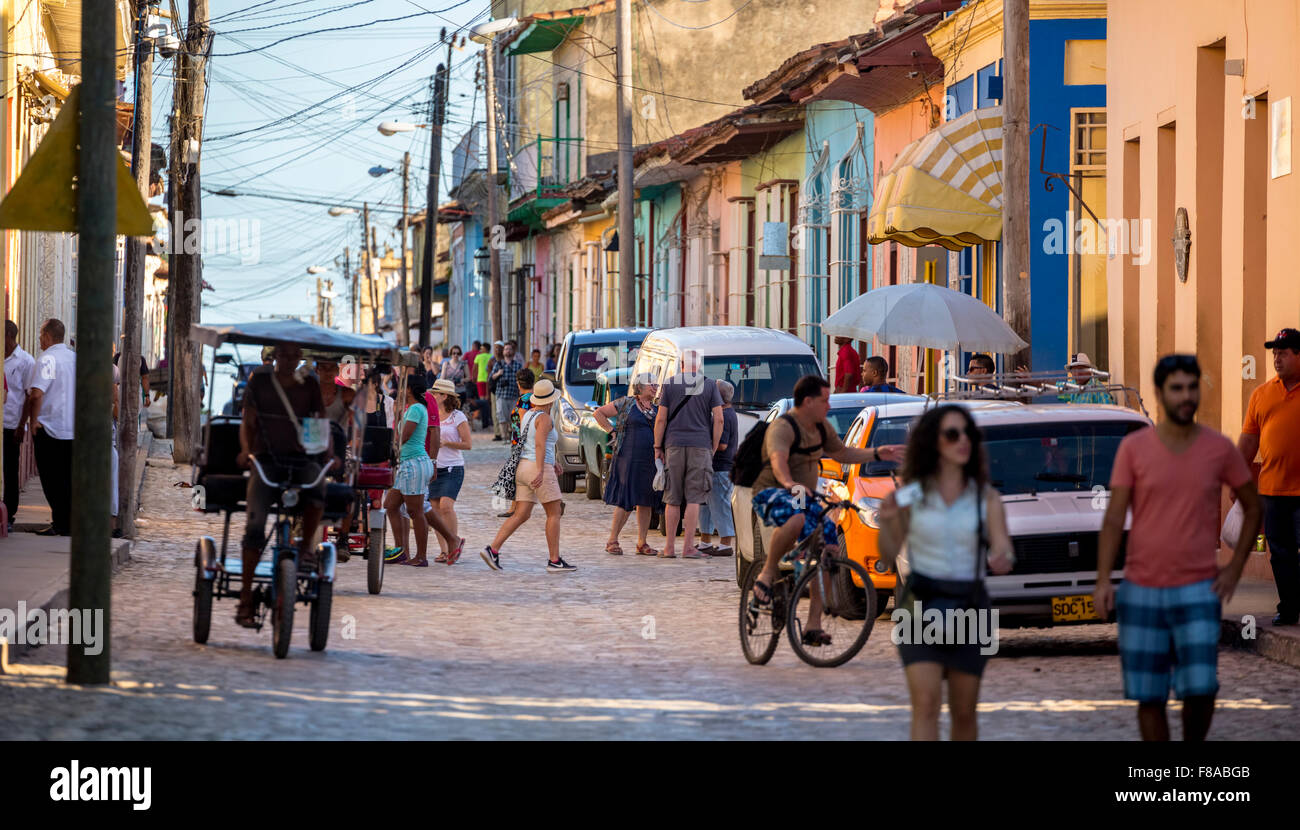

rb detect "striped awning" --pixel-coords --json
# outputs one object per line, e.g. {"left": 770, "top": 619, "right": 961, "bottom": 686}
{"left": 867, "top": 106, "right": 1003, "bottom": 251}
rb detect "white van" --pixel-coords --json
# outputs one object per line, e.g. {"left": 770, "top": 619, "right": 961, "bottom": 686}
{"left": 631, "top": 327, "right": 824, "bottom": 439}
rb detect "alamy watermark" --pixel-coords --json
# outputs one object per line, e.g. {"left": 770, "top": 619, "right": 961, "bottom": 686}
{"left": 163, "top": 211, "right": 261, "bottom": 265}
{"left": 0, "top": 602, "right": 104, "bottom": 655}
{"left": 890, "top": 602, "right": 1000, "bottom": 656}
{"left": 1041, "top": 213, "right": 1152, "bottom": 266}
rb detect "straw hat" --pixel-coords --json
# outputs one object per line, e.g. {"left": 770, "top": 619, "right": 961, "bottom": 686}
{"left": 530, "top": 378, "right": 560, "bottom": 407}
{"left": 430, "top": 378, "right": 458, "bottom": 397}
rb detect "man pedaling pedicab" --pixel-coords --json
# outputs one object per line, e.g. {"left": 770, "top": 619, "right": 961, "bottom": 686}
{"left": 233, "top": 342, "right": 339, "bottom": 628}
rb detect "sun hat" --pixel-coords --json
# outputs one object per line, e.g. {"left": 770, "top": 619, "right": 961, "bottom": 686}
{"left": 1065, "top": 352, "right": 1093, "bottom": 369}
{"left": 430, "top": 378, "right": 457, "bottom": 397}
{"left": 530, "top": 378, "right": 559, "bottom": 407}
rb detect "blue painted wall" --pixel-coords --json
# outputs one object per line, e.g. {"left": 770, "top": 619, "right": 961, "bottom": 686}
{"left": 1027, "top": 17, "right": 1106, "bottom": 371}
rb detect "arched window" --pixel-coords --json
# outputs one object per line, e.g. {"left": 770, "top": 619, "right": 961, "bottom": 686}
{"left": 798, "top": 141, "right": 830, "bottom": 363}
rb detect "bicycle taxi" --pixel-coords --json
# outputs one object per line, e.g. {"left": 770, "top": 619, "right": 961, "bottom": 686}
{"left": 188, "top": 320, "right": 413, "bottom": 657}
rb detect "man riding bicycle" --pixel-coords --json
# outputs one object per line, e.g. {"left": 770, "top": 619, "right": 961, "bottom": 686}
{"left": 750, "top": 376, "right": 901, "bottom": 637}
{"left": 234, "top": 342, "right": 338, "bottom": 628}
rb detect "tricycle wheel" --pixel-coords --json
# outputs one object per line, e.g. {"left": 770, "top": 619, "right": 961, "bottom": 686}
{"left": 367, "top": 526, "right": 385, "bottom": 594}
{"left": 192, "top": 571, "right": 213, "bottom": 644}
{"left": 309, "top": 581, "right": 332, "bottom": 652}
{"left": 271, "top": 556, "right": 296, "bottom": 659}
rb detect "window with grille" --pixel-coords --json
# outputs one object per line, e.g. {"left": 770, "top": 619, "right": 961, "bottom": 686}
{"left": 1072, "top": 109, "right": 1106, "bottom": 170}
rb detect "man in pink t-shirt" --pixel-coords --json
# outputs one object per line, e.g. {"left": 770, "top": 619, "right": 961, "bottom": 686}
{"left": 1095, "top": 354, "right": 1261, "bottom": 741}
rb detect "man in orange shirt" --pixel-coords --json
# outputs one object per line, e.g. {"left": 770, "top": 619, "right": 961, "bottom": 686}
{"left": 1239, "top": 328, "right": 1300, "bottom": 625}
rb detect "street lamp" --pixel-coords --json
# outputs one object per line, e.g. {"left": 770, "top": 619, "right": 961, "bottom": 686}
{"left": 378, "top": 121, "right": 424, "bottom": 136}
{"left": 328, "top": 206, "right": 356, "bottom": 217}
{"left": 368, "top": 165, "right": 393, "bottom": 178}
{"left": 307, "top": 265, "right": 328, "bottom": 274}
{"left": 468, "top": 17, "right": 519, "bottom": 43}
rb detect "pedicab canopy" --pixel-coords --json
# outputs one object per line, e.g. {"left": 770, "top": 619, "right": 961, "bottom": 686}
{"left": 866, "top": 106, "right": 1003, "bottom": 251}
{"left": 190, "top": 320, "right": 405, "bottom": 361}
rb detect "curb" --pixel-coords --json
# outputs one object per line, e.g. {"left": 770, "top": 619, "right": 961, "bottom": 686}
{"left": 4, "top": 539, "right": 132, "bottom": 664}
{"left": 1221, "top": 616, "right": 1300, "bottom": 671}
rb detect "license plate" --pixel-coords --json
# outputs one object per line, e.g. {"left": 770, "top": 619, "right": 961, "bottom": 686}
{"left": 1051, "top": 594, "right": 1100, "bottom": 622}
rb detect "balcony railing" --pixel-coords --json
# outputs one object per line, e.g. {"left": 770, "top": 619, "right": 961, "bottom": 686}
{"left": 508, "top": 136, "right": 583, "bottom": 203}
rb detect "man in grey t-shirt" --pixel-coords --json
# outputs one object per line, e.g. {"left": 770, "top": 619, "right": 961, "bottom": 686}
{"left": 653, "top": 350, "right": 723, "bottom": 559}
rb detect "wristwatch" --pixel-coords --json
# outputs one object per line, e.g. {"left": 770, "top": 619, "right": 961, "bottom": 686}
{"left": 873, "top": 447, "right": 881, "bottom": 462}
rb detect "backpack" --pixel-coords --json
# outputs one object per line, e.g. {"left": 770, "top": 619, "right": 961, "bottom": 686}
{"left": 730, "top": 413, "right": 827, "bottom": 488}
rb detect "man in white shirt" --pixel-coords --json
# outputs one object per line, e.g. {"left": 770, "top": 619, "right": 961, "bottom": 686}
{"left": 4, "top": 320, "right": 35, "bottom": 530}
{"left": 23, "top": 319, "right": 76, "bottom": 536}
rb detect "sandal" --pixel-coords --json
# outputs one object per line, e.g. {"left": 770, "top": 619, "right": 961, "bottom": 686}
{"left": 751, "top": 579, "right": 773, "bottom": 608}
{"left": 635, "top": 543, "right": 659, "bottom": 556}
{"left": 234, "top": 593, "right": 258, "bottom": 629}
{"left": 658, "top": 551, "right": 677, "bottom": 559}
{"left": 446, "top": 537, "right": 465, "bottom": 565}
{"left": 801, "top": 629, "right": 833, "bottom": 647}
{"left": 434, "top": 552, "right": 448, "bottom": 563}
{"left": 605, "top": 541, "right": 624, "bottom": 555}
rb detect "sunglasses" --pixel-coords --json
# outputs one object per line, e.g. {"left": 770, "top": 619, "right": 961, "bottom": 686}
{"left": 940, "top": 426, "right": 976, "bottom": 443}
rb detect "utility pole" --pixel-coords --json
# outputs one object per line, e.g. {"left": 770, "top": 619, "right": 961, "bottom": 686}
{"left": 119, "top": 0, "right": 154, "bottom": 540}
{"left": 483, "top": 34, "right": 503, "bottom": 344}
{"left": 69, "top": 0, "right": 118, "bottom": 685}
{"left": 398, "top": 151, "right": 411, "bottom": 345}
{"left": 345, "top": 245, "right": 355, "bottom": 332}
{"left": 315, "top": 277, "right": 323, "bottom": 325}
{"left": 370, "top": 224, "right": 382, "bottom": 335}
{"left": 326, "top": 279, "right": 335, "bottom": 328}
{"left": 419, "top": 35, "right": 450, "bottom": 350}
{"left": 1002, "top": 0, "right": 1031, "bottom": 369}
{"left": 170, "top": 0, "right": 209, "bottom": 464}
{"left": 362, "top": 203, "right": 380, "bottom": 334}
{"left": 615, "top": 0, "right": 635, "bottom": 328}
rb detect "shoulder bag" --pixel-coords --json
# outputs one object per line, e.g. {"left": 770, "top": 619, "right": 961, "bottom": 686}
{"left": 490, "top": 409, "right": 539, "bottom": 508}
{"left": 268, "top": 373, "right": 331, "bottom": 455}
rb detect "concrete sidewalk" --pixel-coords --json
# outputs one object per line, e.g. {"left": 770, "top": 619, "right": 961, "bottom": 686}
{"left": 1, "top": 428, "right": 150, "bottom": 659}
{"left": 1222, "top": 575, "right": 1300, "bottom": 669}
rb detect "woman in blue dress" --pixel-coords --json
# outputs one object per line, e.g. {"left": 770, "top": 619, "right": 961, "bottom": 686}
{"left": 593, "top": 374, "right": 662, "bottom": 555}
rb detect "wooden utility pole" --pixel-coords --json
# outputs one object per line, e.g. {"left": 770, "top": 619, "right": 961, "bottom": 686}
{"left": 69, "top": 0, "right": 118, "bottom": 685}
{"left": 119, "top": 0, "right": 153, "bottom": 540}
{"left": 418, "top": 39, "right": 450, "bottom": 350}
{"left": 315, "top": 277, "right": 323, "bottom": 325}
{"left": 369, "top": 223, "right": 382, "bottom": 334}
{"left": 615, "top": 0, "right": 635, "bottom": 327}
{"left": 345, "top": 245, "right": 355, "bottom": 332}
{"left": 1002, "top": 0, "right": 1031, "bottom": 369}
{"left": 483, "top": 37, "right": 503, "bottom": 344}
{"left": 398, "top": 151, "right": 411, "bottom": 345}
{"left": 170, "top": 0, "right": 209, "bottom": 464}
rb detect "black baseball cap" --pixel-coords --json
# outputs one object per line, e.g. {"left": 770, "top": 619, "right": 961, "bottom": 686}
{"left": 1265, "top": 328, "right": 1300, "bottom": 350}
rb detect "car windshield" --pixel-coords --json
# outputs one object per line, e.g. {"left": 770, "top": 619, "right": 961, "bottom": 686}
{"left": 983, "top": 421, "right": 1145, "bottom": 494}
{"left": 826, "top": 406, "right": 864, "bottom": 440}
{"left": 703, "top": 356, "right": 822, "bottom": 411}
{"left": 564, "top": 340, "right": 642, "bottom": 402}
{"left": 862, "top": 415, "right": 914, "bottom": 476}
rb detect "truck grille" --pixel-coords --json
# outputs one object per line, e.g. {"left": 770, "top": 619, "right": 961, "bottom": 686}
{"left": 1005, "top": 532, "right": 1126, "bottom": 575}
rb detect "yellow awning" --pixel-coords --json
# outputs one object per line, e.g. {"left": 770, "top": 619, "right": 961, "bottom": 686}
{"left": 867, "top": 106, "right": 1003, "bottom": 252}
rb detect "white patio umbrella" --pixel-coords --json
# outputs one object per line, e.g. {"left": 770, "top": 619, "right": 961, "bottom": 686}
{"left": 821, "top": 282, "right": 1027, "bottom": 353}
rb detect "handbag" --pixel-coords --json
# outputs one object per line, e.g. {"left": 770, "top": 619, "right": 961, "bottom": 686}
{"left": 269, "top": 372, "right": 331, "bottom": 455}
{"left": 491, "top": 409, "right": 538, "bottom": 507}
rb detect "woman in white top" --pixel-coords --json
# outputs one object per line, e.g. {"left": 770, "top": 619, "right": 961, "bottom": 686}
{"left": 426, "top": 379, "right": 472, "bottom": 564}
{"left": 481, "top": 379, "right": 577, "bottom": 573}
{"left": 877, "top": 405, "right": 1015, "bottom": 741}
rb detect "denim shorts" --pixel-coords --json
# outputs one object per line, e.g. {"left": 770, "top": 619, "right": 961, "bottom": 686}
{"left": 428, "top": 464, "right": 465, "bottom": 501}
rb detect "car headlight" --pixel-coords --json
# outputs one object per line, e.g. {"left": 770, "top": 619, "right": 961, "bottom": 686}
{"left": 855, "top": 496, "right": 883, "bottom": 529}
{"left": 558, "top": 398, "right": 582, "bottom": 433}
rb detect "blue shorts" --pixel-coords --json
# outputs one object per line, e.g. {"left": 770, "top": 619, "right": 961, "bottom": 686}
{"left": 751, "top": 487, "right": 837, "bottom": 549}
{"left": 428, "top": 464, "right": 465, "bottom": 501}
{"left": 700, "top": 470, "right": 735, "bottom": 537}
{"left": 1116, "top": 579, "right": 1221, "bottom": 703}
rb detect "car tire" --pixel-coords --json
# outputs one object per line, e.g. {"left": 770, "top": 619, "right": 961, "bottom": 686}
{"left": 831, "top": 529, "right": 869, "bottom": 620}
{"left": 559, "top": 472, "right": 578, "bottom": 493}
{"left": 585, "top": 453, "right": 603, "bottom": 500}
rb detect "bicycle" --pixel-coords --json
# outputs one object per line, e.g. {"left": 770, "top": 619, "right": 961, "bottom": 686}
{"left": 739, "top": 491, "right": 878, "bottom": 668}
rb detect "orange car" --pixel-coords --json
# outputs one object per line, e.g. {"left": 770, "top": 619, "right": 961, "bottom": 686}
{"left": 819, "top": 399, "right": 1018, "bottom": 608}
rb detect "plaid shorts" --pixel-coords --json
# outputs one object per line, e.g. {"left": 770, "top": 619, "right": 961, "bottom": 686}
{"left": 394, "top": 456, "right": 434, "bottom": 497}
{"left": 751, "top": 487, "right": 838, "bottom": 549}
{"left": 1116, "top": 579, "right": 1221, "bottom": 703}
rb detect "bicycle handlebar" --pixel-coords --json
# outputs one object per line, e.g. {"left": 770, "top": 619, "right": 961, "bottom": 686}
{"left": 249, "top": 455, "right": 331, "bottom": 491}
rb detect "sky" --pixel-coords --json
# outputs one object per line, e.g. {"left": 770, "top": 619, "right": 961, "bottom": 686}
{"left": 146, "top": 0, "right": 495, "bottom": 331}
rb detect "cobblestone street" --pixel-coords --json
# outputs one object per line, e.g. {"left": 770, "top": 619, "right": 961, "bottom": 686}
{"left": 3, "top": 432, "right": 1300, "bottom": 740}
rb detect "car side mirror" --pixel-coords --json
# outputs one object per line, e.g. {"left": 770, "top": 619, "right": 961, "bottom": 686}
{"left": 820, "top": 458, "right": 846, "bottom": 482}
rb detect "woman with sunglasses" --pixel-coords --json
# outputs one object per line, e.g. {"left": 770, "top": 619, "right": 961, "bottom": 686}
{"left": 876, "top": 405, "right": 1015, "bottom": 740}
{"left": 440, "top": 347, "right": 469, "bottom": 399}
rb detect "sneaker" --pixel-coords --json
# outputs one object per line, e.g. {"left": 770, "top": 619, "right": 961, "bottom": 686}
{"left": 546, "top": 557, "right": 577, "bottom": 573}
{"left": 710, "top": 545, "right": 734, "bottom": 557}
{"left": 384, "top": 547, "right": 408, "bottom": 564}
{"left": 481, "top": 545, "right": 503, "bottom": 571}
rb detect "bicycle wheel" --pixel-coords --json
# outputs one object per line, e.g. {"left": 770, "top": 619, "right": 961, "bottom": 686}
{"left": 271, "top": 555, "right": 297, "bottom": 659}
{"left": 786, "top": 555, "right": 877, "bottom": 668}
{"left": 739, "top": 564, "right": 787, "bottom": 665}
